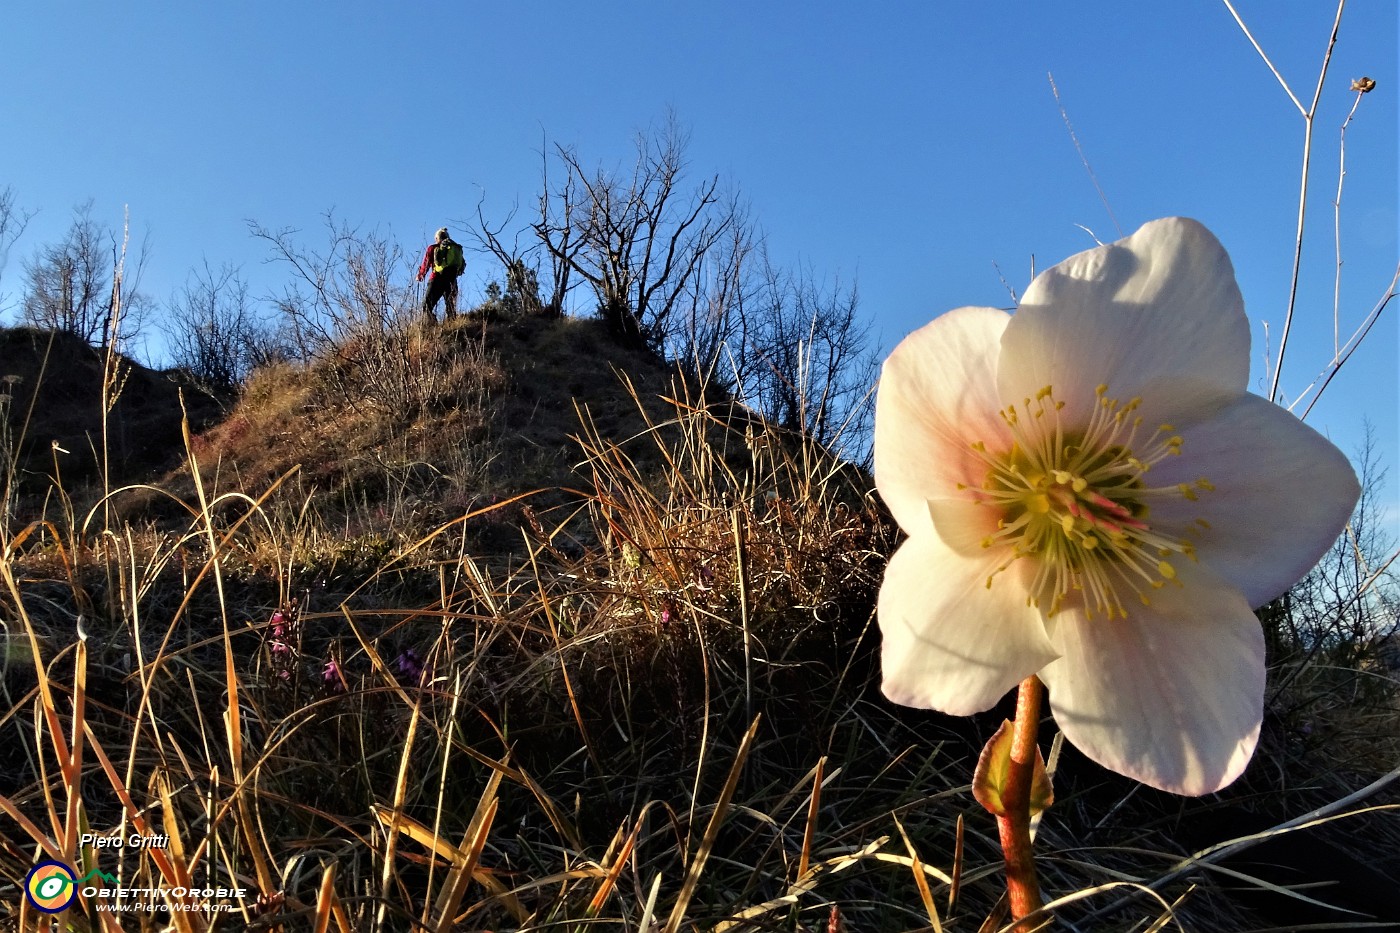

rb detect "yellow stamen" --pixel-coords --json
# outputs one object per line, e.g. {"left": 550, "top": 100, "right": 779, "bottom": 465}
{"left": 966, "top": 382, "right": 1210, "bottom": 621}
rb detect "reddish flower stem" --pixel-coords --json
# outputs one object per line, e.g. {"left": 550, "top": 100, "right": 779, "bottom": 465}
{"left": 997, "top": 675, "right": 1045, "bottom": 924}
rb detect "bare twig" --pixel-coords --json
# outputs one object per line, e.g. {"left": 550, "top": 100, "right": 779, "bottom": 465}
{"left": 1333, "top": 88, "right": 1366, "bottom": 355}
{"left": 1296, "top": 262, "right": 1399, "bottom": 419}
{"left": 1092, "top": 763, "right": 1400, "bottom": 922}
{"left": 1220, "top": 0, "right": 1307, "bottom": 116}
{"left": 1049, "top": 73, "right": 1122, "bottom": 239}
{"left": 1225, "top": 0, "right": 1347, "bottom": 402}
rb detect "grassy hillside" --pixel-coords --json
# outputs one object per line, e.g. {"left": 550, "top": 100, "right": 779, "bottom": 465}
{"left": 178, "top": 313, "right": 752, "bottom": 540}
{"left": 1, "top": 314, "right": 1398, "bottom": 931}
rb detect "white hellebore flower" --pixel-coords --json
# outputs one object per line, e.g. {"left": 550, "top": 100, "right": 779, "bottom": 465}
{"left": 875, "top": 218, "right": 1359, "bottom": 795}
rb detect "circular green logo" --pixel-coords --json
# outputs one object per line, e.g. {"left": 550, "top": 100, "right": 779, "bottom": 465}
{"left": 25, "top": 861, "right": 77, "bottom": 913}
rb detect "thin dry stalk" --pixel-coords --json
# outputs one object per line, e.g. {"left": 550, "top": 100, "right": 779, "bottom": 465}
{"left": 1219, "top": 0, "right": 1347, "bottom": 401}
{"left": 663, "top": 715, "right": 762, "bottom": 933}
{"left": 894, "top": 813, "right": 945, "bottom": 932}
{"left": 797, "top": 756, "right": 825, "bottom": 882}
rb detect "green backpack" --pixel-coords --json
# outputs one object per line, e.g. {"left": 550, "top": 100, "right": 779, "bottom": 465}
{"left": 433, "top": 239, "right": 465, "bottom": 275}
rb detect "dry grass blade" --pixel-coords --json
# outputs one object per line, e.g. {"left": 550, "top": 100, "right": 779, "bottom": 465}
{"left": 797, "top": 756, "right": 825, "bottom": 882}
{"left": 370, "top": 803, "right": 523, "bottom": 917}
{"left": 715, "top": 838, "right": 887, "bottom": 931}
{"left": 529, "top": 540, "right": 600, "bottom": 772}
{"left": 157, "top": 774, "right": 192, "bottom": 885}
{"left": 1143, "top": 885, "right": 1195, "bottom": 933}
{"left": 374, "top": 693, "right": 424, "bottom": 933}
{"left": 1198, "top": 861, "right": 1375, "bottom": 916}
{"left": 868, "top": 851, "right": 954, "bottom": 886}
{"left": 221, "top": 595, "right": 277, "bottom": 903}
{"left": 638, "top": 873, "right": 664, "bottom": 933}
{"left": 1087, "top": 765, "right": 1400, "bottom": 922}
{"left": 732, "top": 509, "right": 753, "bottom": 725}
{"left": 1025, "top": 881, "right": 1185, "bottom": 933}
{"left": 663, "top": 714, "right": 762, "bottom": 933}
{"left": 431, "top": 797, "right": 498, "bottom": 933}
{"left": 81, "top": 721, "right": 203, "bottom": 933}
{"left": 45, "top": 636, "right": 119, "bottom": 933}
{"left": 342, "top": 606, "right": 418, "bottom": 710}
{"left": 422, "top": 756, "right": 531, "bottom": 924}
{"left": 0, "top": 559, "right": 71, "bottom": 772}
{"left": 1047, "top": 71, "right": 1122, "bottom": 239}
{"left": 587, "top": 812, "right": 646, "bottom": 917}
{"left": 514, "top": 761, "right": 587, "bottom": 855}
{"left": 0, "top": 791, "right": 64, "bottom": 858}
{"left": 950, "top": 813, "right": 965, "bottom": 915}
{"left": 313, "top": 861, "right": 337, "bottom": 933}
{"left": 894, "top": 813, "right": 944, "bottom": 932}
{"left": 61, "top": 632, "right": 88, "bottom": 859}
{"left": 372, "top": 804, "right": 457, "bottom": 860}
{"left": 977, "top": 893, "right": 1008, "bottom": 933}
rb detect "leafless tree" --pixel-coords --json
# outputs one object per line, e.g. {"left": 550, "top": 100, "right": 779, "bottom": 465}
{"left": 477, "top": 117, "right": 880, "bottom": 459}
{"left": 1273, "top": 425, "right": 1399, "bottom": 656}
{"left": 1254, "top": 423, "right": 1400, "bottom": 752}
{"left": 467, "top": 199, "right": 552, "bottom": 318}
{"left": 669, "top": 202, "right": 759, "bottom": 379}
{"left": 733, "top": 256, "right": 878, "bottom": 459}
{"left": 532, "top": 116, "right": 742, "bottom": 352}
{"left": 249, "top": 214, "right": 409, "bottom": 361}
{"left": 20, "top": 201, "right": 150, "bottom": 344}
{"left": 162, "top": 261, "right": 280, "bottom": 394}
{"left": 0, "top": 186, "right": 35, "bottom": 312}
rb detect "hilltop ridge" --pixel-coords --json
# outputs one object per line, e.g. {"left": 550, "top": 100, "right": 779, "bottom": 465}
{"left": 2, "top": 312, "right": 775, "bottom": 543}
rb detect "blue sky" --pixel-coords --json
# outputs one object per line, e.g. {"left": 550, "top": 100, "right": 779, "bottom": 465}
{"left": 1, "top": 2, "right": 1396, "bottom": 527}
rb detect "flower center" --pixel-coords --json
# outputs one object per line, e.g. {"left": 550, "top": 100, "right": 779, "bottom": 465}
{"left": 964, "top": 385, "right": 1212, "bottom": 620}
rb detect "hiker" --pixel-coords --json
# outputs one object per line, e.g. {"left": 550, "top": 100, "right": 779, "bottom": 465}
{"left": 417, "top": 227, "right": 466, "bottom": 321}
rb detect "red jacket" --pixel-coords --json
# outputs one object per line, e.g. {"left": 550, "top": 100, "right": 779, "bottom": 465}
{"left": 417, "top": 243, "right": 438, "bottom": 281}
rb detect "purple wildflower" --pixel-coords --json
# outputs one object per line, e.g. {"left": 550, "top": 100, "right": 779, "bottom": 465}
{"left": 394, "top": 649, "right": 424, "bottom": 684}
{"left": 323, "top": 658, "right": 346, "bottom": 694}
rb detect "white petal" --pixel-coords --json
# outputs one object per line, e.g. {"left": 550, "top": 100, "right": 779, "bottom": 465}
{"left": 999, "top": 218, "right": 1249, "bottom": 431}
{"left": 1147, "top": 393, "right": 1360, "bottom": 607}
{"left": 875, "top": 306, "right": 1011, "bottom": 537}
{"left": 879, "top": 534, "right": 1059, "bottom": 716}
{"left": 927, "top": 498, "right": 1003, "bottom": 556}
{"left": 1039, "top": 564, "right": 1263, "bottom": 795}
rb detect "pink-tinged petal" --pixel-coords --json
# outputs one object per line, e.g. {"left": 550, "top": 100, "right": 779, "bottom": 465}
{"left": 999, "top": 218, "right": 1249, "bottom": 431}
{"left": 1146, "top": 393, "right": 1360, "bottom": 607}
{"left": 875, "top": 306, "right": 1011, "bottom": 537}
{"left": 879, "top": 533, "right": 1059, "bottom": 716}
{"left": 1039, "top": 564, "right": 1263, "bottom": 795}
{"left": 927, "top": 498, "right": 1004, "bottom": 556}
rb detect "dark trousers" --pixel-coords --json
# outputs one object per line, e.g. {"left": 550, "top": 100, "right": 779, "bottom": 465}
{"left": 423, "top": 274, "right": 459, "bottom": 320}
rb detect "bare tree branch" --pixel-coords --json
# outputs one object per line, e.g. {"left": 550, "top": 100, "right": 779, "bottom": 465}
{"left": 0, "top": 186, "right": 36, "bottom": 310}
{"left": 530, "top": 116, "right": 744, "bottom": 352}
{"left": 20, "top": 201, "right": 152, "bottom": 344}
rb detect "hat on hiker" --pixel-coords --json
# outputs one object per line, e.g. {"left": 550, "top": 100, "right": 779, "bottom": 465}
{"left": 436, "top": 227, "right": 449, "bottom": 241}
